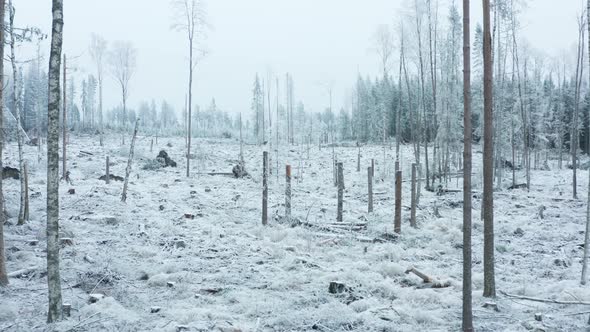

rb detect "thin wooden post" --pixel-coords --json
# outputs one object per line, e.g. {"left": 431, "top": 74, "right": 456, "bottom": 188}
{"left": 23, "top": 162, "right": 29, "bottom": 221}
{"left": 285, "top": 164, "right": 291, "bottom": 221}
{"left": 262, "top": 151, "right": 268, "bottom": 226}
{"left": 368, "top": 166, "right": 373, "bottom": 213}
{"left": 150, "top": 138, "right": 153, "bottom": 153}
{"left": 357, "top": 147, "right": 361, "bottom": 172}
{"left": 395, "top": 160, "right": 400, "bottom": 173}
{"left": 106, "top": 156, "right": 110, "bottom": 184}
{"left": 411, "top": 163, "right": 417, "bottom": 228}
{"left": 371, "top": 159, "right": 375, "bottom": 178}
{"left": 395, "top": 170, "right": 402, "bottom": 234}
{"left": 337, "top": 162, "right": 344, "bottom": 222}
{"left": 239, "top": 113, "right": 244, "bottom": 165}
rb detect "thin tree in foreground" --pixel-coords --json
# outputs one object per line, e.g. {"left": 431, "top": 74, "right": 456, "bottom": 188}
{"left": 121, "top": 118, "right": 140, "bottom": 203}
{"left": 0, "top": 0, "right": 8, "bottom": 288}
{"left": 581, "top": 0, "right": 590, "bottom": 285}
{"left": 482, "top": 0, "right": 496, "bottom": 298}
{"left": 461, "top": 0, "right": 473, "bottom": 328}
{"left": 172, "top": 0, "right": 206, "bottom": 178}
{"left": 8, "top": 0, "right": 28, "bottom": 225}
{"left": 47, "top": 0, "right": 64, "bottom": 322}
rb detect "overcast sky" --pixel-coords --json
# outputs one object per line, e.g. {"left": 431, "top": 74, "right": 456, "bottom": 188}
{"left": 15, "top": 0, "right": 585, "bottom": 117}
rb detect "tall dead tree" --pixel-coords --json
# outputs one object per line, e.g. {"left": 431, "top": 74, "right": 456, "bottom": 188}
{"left": 462, "top": 0, "right": 474, "bottom": 328}
{"left": 89, "top": 33, "right": 107, "bottom": 143}
{"left": 47, "top": 0, "right": 64, "bottom": 322}
{"left": 109, "top": 40, "right": 136, "bottom": 129}
{"left": 62, "top": 54, "right": 67, "bottom": 180}
{"left": 0, "top": 0, "right": 8, "bottom": 288}
{"left": 581, "top": 0, "right": 590, "bottom": 285}
{"left": 572, "top": 13, "right": 586, "bottom": 199}
{"left": 482, "top": 0, "right": 496, "bottom": 298}
{"left": 8, "top": 1, "right": 28, "bottom": 225}
{"left": 173, "top": 0, "right": 205, "bottom": 177}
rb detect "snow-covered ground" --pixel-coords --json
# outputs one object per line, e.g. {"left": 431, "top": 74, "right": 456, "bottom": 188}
{"left": 1, "top": 135, "right": 589, "bottom": 331}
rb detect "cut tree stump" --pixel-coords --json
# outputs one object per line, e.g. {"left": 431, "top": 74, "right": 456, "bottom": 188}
{"left": 62, "top": 303, "right": 72, "bottom": 317}
{"left": 89, "top": 293, "right": 105, "bottom": 303}
{"left": 329, "top": 281, "right": 347, "bottom": 294}
{"left": 483, "top": 302, "right": 499, "bottom": 312}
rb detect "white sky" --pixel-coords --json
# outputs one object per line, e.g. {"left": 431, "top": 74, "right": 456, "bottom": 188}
{"left": 15, "top": 0, "right": 585, "bottom": 117}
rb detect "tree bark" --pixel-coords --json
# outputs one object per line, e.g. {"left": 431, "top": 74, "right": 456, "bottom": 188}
{"left": 337, "top": 162, "right": 343, "bottom": 222}
{"left": 62, "top": 54, "right": 67, "bottom": 180}
{"left": 9, "top": 2, "right": 27, "bottom": 226}
{"left": 581, "top": 0, "right": 590, "bottom": 285}
{"left": 394, "top": 170, "right": 402, "bottom": 234}
{"left": 262, "top": 151, "right": 268, "bottom": 226}
{"left": 462, "top": 0, "right": 474, "bottom": 328}
{"left": 285, "top": 164, "right": 292, "bottom": 221}
{"left": 47, "top": 0, "right": 64, "bottom": 322}
{"left": 0, "top": 0, "right": 8, "bottom": 288}
{"left": 121, "top": 119, "right": 139, "bottom": 202}
{"left": 482, "top": 0, "right": 496, "bottom": 298}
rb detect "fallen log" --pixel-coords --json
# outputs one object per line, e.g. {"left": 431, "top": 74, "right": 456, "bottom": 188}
{"left": 197, "top": 172, "right": 234, "bottom": 176}
{"left": 405, "top": 266, "right": 451, "bottom": 288}
{"left": 8, "top": 266, "right": 38, "bottom": 278}
{"left": 500, "top": 291, "right": 590, "bottom": 305}
{"left": 508, "top": 183, "right": 528, "bottom": 190}
{"left": 405, "top": 266, "right": 433, "bottom": 283}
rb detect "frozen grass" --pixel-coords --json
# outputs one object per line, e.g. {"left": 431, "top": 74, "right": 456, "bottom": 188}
{"left": 0, "top": 134, "right": 589, "bottom": 331}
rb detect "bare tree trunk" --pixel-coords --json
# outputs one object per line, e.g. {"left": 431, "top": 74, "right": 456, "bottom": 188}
{"left": 368, "top": 167, "right": 373, "bottom": 213}
{"left": 0, "top": 0, "right": 8, "bottom": 288}
{"left": 581, "top": 0, "right": 590, "bottom": 285}
{"left": 62, "top": 54, "right": 68, "bottom": 181}
{"left": 462, "top": 0, "right": 473, "bottom": 328}
{"left": 411, "top": 163, "right": 417, "bottom": 228}
{"left": 24, "top": 163, "right": 29, "bottom": 221}
{"left": 47, "top": 0, "right": 64, "bottom": 321}
{"left": 106, "top": 156, "right": 110, "bottom": 184}
{"left": 262, "top": 151, "right": 268, "bottom": 226}
{"left": 285, "top": 164, "right": 291, "bottom": 221}
{"left": 482, "top": 0, "right": 496, "bottom": 298}
{"left": 239, "top": 113, "right": 244, "bottom": 165}
{"left": 187, "top": 38, "right": 193, "bottom": 177}
{"left": 121, "top": 119, "right": 139, "bottom": 203}
{"left": 572, "top": 14, "right": 586, "bottom": 199}
{"left": 337, "top": 162, "right": 343, "bottom": 222}
{"left": 394, "top": 170, "right": 402, "bottom": 234}
{"left": 9, "top": 2, "right": 27, "bottom": 226}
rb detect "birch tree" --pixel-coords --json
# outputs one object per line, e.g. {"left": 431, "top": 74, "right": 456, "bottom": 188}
{"left": 172, "top": 0, "right": 207, "bottom": 177}
{"left": 8, "top": 0, "right": 29, "bottom": 225}
{"left": 0, "top": 0, "right": 8, "bottom": 288}
{"left": 581, "top": 0, "right": 590, "bottom": 285}
{"left": 47, "top": 0, "right": 64, "bottom": 322}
